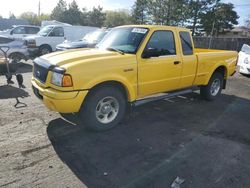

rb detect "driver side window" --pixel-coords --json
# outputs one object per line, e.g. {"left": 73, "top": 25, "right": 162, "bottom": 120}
{"left": 145, "top": 31, "right": 176, "bottom": 57}
{"left": 49, "top": 27, "right": 64, "bottom": 37}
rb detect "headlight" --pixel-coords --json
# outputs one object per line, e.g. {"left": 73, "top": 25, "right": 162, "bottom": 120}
{"left": 244, "top": 57, "right": 249, "bottom": 64}
{"left": 51, "top": 72, "right": 73, "bottom": 87}
{"left": 51, "top": 72, "right": 63, "bottom": 86}
{"left": 27, "top": 39, "right": 36, "bottom": 47}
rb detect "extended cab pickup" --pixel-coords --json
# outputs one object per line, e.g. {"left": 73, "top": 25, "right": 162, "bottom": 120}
{"left": 31, "top": 25, "right": 238, "bottom": 131}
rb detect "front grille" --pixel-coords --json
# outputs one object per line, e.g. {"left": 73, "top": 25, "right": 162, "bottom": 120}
{"left": 33, "top": 58, "right": 50, "bottom": 83}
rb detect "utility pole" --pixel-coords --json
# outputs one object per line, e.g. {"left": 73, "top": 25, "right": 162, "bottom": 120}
{"left": 209, "top": 21, "right": 215, "bottom": 49}
{"left": 38, "top": 0, "right": 41, "bottom": 17}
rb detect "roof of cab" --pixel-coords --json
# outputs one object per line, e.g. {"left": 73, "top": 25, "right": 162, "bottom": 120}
{"left": 117, "top": 25, "right": 191, "bottom": 32}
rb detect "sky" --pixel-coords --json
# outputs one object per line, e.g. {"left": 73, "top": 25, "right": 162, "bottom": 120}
{"left": 0, "top": 0, "right": 249, "bottom": 26}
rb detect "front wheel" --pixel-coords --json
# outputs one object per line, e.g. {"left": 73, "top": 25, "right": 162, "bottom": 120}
{"left": 200, "top": 72, "right": 224, "bottom": 101}
{"left": 39, "top": 45, "right": 52, "bottom": 56}
{"left": 79, "top": 87, "right": 126, "bottom": 131}
{"left": 9, "top": 53, "right": 26, "bottom": 62}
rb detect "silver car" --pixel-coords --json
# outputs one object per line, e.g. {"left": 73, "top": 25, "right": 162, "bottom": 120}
{"left": 0, "top": 35, "right": 29, "bottom": 61}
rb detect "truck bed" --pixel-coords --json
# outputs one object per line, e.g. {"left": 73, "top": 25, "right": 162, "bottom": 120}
{"left": 193, "top": 48, "right": 238, "bottom": 86}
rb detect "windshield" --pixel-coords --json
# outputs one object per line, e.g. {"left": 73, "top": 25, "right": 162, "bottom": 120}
{"left": 38, "top": 26, "right": 54, "bottom": 37}
{"left": 83, "top": 30, "right": 107, "bottom": 43}
{"left": 97, "top": 27, "right": 148, "bottom": 54}
{"left": 241, "top": 44, "right": 250, "bottom": 55}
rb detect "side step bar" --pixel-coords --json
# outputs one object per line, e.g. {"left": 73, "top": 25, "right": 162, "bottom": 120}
{"left": 132, "top": 88, "right": 196, "bottom": 107}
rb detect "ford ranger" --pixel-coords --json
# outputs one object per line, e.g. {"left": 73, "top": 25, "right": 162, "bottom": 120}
{"left": 31, "top": 25, "right": 238, "bottom": 131}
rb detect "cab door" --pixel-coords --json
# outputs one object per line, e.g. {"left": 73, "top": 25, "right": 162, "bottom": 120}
{"left": 178, "top": 31, "right": 197, "bottom": 88}
{"left": 137, "top": 30, "right": 182, "bottom": 97}
{"left": 47, "top": 27, "right": 65, "bottom": 51}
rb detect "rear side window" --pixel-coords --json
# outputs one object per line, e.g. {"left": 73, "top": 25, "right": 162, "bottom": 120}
{"left": 145, "top": 30, "right": 176, "bottom": 56}
{"left": 179, "top": 32, "right": 193, "bottom": 55}
{"left": 26, "top": 27, "right": 40, "bottom": 34}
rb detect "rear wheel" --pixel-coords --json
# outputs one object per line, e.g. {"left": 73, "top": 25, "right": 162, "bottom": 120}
{"left": 200, "top": 72, "right": 224, "bottom": 101}
{"left": 79, "top": 86, "right": 126, "bottom": 131}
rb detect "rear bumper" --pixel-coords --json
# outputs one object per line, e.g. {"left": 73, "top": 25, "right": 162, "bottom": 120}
{"left": 31, "top": 78, "right": 88, "bottom": 113}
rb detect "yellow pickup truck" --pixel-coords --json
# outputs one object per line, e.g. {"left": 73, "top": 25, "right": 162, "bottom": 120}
{"left": 31, "top": 25, "right": 237, "bottom": 131}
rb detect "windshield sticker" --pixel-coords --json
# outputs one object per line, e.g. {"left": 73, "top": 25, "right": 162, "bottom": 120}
{"left": 132, "top": 28, "right": 147, "bottom": 34}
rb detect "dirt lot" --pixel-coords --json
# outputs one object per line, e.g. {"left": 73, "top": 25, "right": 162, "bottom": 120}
{"left": 0, "top": 61, "right": 250, "bottom": 188}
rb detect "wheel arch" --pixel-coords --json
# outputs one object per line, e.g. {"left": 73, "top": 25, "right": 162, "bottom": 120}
{"left": 205, "top": 65, "right": 228, "bottom": 87}
{"left": 8, "top": 52, "right": 27, "bottom": 61}
{"left": 85, "top": 80, "right": 136, "bottom": 103}
{"left": 39, "top": 44, "right": 52, "bottom": 51}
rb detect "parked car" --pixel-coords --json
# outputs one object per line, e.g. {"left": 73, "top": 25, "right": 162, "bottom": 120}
{"left": 0, "top": 25, "right": 40, "bottom": 39}
{"left": 238, "top": 44, "right": 250, "bottom": 75}
{"left": 25, "top": 25, "right": 98, "bottom": 56}
{"left": 0, "top": 35, "right": 29, "bottom": 61}
{"left": 56, "top": 29, "right": 109, "bottom": 51}
{"left": 31, "top": 25, "right": 238, "bottom": 131}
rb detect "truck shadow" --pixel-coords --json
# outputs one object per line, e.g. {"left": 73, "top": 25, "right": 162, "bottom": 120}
{"left": 47, "top": 93, "right": 250, "bottom": 187}
{"left": 0, "top": 85, "right": 29, "bottom": 108}
{"left": 0, "top": 85, "right": 29, "bottom": 99}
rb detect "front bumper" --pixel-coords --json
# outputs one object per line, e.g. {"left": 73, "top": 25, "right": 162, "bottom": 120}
{"left": 31, "top": 78, "right": 88, "bottom": 113}
{"left": 28, "top": 47, "right": 39, "bottom": 57}
{"left": 238, "top": 65, "right": 250, "bottom": 75}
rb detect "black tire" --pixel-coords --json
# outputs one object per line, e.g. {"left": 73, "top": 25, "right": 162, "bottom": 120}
{"left": 200, "top": 72, "right": 224, "bottom": 101}
{"left": 79, "top": 86, "right": 126, "bottom": 131}
{"left": 9, "top": 53, "right": 26, "bottom": 62}
{"left": 39, "top": 45, "right": 52, "bottom": 56}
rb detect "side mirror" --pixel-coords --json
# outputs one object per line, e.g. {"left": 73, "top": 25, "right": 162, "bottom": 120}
{"left": 10, "top": 30, "right": 13, "bottom": 35}
{"left": 142, "top": 48, "right": 159, "bottom": 58}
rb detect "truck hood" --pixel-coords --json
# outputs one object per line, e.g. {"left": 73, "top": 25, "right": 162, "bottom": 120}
{"left": 0, "top": 31, "right": 9, "bottom": 35}
{"left": 25, "top": 35, "right": 42, "bottom": 40}
{"left": 40, "top": 48, "right": 128, "bottom": 67}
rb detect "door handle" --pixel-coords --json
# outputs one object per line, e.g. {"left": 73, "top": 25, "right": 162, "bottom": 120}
{"left": 174, "top": 61, "right": 181, "bottom": 65}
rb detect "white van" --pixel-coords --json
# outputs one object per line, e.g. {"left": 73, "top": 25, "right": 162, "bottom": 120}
{"left": 25, "top": 25, "right": 98, "bottom": 56}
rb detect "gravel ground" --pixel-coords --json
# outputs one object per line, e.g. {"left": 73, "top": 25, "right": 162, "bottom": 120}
{"left": 0, "top": 61, "right": 250, "bottom": 188}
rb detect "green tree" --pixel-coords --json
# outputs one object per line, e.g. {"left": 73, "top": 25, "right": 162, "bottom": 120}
{"left": 201, "top": 2, "right": 239, "bottom": 36}
{"left": 19, "top": 12, "right": 51, "bottom": 25}
{"left": 104, "top": 10, "right": 132, "bottom": 27}
{"left": 80, "top": 8, "right": 89, "bottom": 25}
{"left": 63, "top": 0, "right": 82, "bottom": 25}
{"left": 187, "top": 0, "right": 217, "bottom": 36}
{"left": 245, "top": 15, "right": 250, "bottom": 27}
{"left": 131, "top": 0, "right": 149, "bottom": 24}
{"left": 87, "top": 6, "right": 106, "bottom": 27}
{"left": 148, "top": 0, "right": 187, "bottom": 26}
{"left": 51, "top": 0, "right": 67, "bottom": 22}
{"left": 9, "top": 13, "right": 16, "bottom": 19}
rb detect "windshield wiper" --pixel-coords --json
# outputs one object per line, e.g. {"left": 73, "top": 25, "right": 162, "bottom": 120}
{"left": 106, "top": 47, "right": 125, "bottom": 55}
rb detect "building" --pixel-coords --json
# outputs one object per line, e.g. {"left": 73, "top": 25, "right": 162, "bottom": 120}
{"left": 218, "top": 27, "right": 250, "bottom": 38}
{"left": 0, "top": 18, "right": 29, "bottom": 31}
